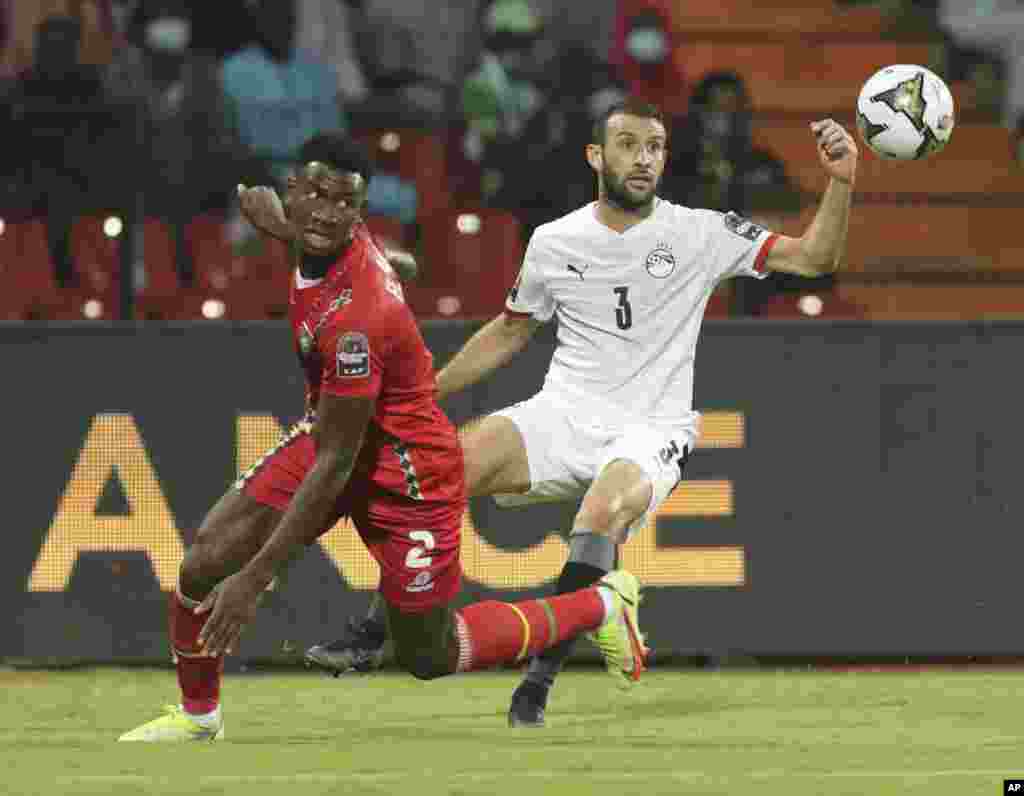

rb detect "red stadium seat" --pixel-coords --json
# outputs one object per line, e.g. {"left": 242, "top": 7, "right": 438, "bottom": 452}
{"left": 704, "top": 290, "right": 730, "bottom": 319}
{"left": 364, "top": 214, "right": 407, "bottom": 252}
{"left": 417, "top": 209, "right": 524, "bottom": 318}
{"left": 0, "top": 218, "right": 56, "bottom": 303}
{"left": 139, "top": 219, "right": 181, "bottom": 298}
{"left": 402, "top": 284, "right": 473, "bottom": 321}
{"left": 758, "top": 291, "right": 866, "bottom": 319}
{"left": 186, "top": 213, "right": 246, "bottom": 288}
{"left": 70, "top": 216, "right": 120, "bottom": 294}
{"left": 355, "top": 129, "right": 451, "bottom": 217}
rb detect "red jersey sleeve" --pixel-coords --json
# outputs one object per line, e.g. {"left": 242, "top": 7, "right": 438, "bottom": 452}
{"left": 316, "top": 313, "right": 388, "bottom": 401}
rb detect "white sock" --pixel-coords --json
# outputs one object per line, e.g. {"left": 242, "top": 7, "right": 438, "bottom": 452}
{"left": 597, "top": 586, "right": 616, "bottom": 622}
{"left": 184, "top": 704, "right": 222, "bottom": 727}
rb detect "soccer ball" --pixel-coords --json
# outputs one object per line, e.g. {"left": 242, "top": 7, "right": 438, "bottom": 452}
{"left": 856, "top": 64, "right": 955, "bottom": 160}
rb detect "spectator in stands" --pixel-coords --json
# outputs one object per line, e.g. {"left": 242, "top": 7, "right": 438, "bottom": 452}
{"left": 663, "top": 71, "right": 821, "bottom": 315}
{"left": 220, "top": 0, "right": 344, "bottom": 178}
{"left": 294, "top": 0, "right": 368, "bottom": 106}
{"left": 1, "top": 0, "right": 116, "bottom": 78}
{"left": 527, "top": 0, "right": 617, "bottom": 66}
{"left": 349, "top": 0, "right": 485, "bottom": 127}
{"left": 478, "top": 38, "right": 628, "bottom": 236}
{"left": 0, "top": 14, "right": 118, "bottom": 286}
{"left": 938, "top": 0, "right": 1024, "bottom": 143}
{"left": 610, "top": 3, "right": 682, "bottom": 114}
{"left": 663, "top": 70, "right": 754, "bottom": 212}
{"left": 103, "top": 0, "right": 255, "bottom": 285}
{"left": 461, "top": 0, "right": 551, "bottom": 171}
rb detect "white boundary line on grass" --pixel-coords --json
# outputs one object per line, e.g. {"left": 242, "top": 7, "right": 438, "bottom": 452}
{"left": 56, "top": 769, "right": 1024, "bottom": 785}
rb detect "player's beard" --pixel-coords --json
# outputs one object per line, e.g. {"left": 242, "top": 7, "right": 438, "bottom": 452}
{"left": 602, "top": 162, "right": 658, "bottom": 213}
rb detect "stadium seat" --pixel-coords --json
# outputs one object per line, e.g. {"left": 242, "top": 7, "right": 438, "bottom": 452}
{"left": 138, "top": 219, "right": 181, "bottom": 298}
{"left": 704, "top": 290, "right": 730, "bottom": 319}
{"left": 355, "top": 129, "right": 451, "bottom": 218}
{"left": 417, "top": 209, "right": 524, "bottom": 318}
{"left": 402, "top": 284, "right": 472, "bottom": 321}
{"left": 758, "top": 291, "right": 866, "bottom": 319}
{"left": 70, "top": 215, "right": 120, "bottom": 294}
{"left": 186, "top": 214, "right": 244, "bottom": 287}
{"left": 753, "top": 121, "right": 1020, "bottom": 197}
{"left": 364, "top": 214, "right": 407, "bottom": 252}
{"left": 0, "top": 218, "right": 54, "bottom": 303}
{"left": 838, "top": 283, "right": 1024, "bottom": 320}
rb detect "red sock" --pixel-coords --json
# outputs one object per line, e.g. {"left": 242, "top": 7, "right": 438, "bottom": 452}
{"left": 169, "top": 590, "right": 223, "bottom": 715}
{"left": 454, "top": 587, "right": 605, "bottom": 672}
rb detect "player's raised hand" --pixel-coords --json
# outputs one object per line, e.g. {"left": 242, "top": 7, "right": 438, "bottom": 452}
{"left": 811, "top": 119, "right": 858, "bottom": 184}
{"left": 196, "top": 569, "right": 269, "bottom": 656}
{"left": 237, "top": 184, "right": 295, "bottom": 242}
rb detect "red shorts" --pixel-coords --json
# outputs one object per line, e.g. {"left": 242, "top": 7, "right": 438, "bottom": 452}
{"left": 236, "top": 419, "right": 465, "bottom": 612}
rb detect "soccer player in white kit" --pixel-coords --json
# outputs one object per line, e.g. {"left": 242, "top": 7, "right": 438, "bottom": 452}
{"left": 308, "top": 98, "right": 859, "bottom": 726}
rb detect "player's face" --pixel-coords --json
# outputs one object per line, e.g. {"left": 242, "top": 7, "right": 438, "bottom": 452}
{"left": 284, "top": 163, "right": 366, "bottom": 257}
{"left": 594, "top": 114, "right": 667, "bottom": 211}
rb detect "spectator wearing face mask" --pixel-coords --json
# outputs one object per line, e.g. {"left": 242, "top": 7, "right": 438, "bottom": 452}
{"left": 611, "top": 5, "right": 681, "bottom": 113}
{"left": 103, "top": 0, "right": 255, "bottom": 284}
{"left": 662, "top": 70, "right": 754, "bottom": 212}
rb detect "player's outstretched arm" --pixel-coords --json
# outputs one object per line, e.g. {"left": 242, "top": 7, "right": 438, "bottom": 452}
{"left": 237, "top": 184, "right": 297, "bottom": 243}
{"left": 435, "top": 312, "right": 541, "bottom": 402}
{"left": 763, "top": 118, "right": 858, "bottom": 278}
{"left": 197, "top": 393, "right": 373, "bottom": 656}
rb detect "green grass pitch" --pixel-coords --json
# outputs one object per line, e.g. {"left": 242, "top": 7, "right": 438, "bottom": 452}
{"left": 3, "top": 667, "right": 1023, "bottom": 795}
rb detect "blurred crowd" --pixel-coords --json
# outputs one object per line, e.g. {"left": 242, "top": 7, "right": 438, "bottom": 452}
{"left": 2, "top": 0, "right": 1013, "bottom": 318}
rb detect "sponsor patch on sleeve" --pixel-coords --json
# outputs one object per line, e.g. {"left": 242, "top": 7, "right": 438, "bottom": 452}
{"left": 336, "top": 331, "right": 370, "bottom": 378}
{"left": 723, "top": 211, "right": 765, "bottom": 242}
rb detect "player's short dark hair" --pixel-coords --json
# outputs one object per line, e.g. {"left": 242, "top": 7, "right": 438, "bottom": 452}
{"left": 298, "top": 132, "right": 375, "bottom": 183}
{"left": 591, "top": 99, "right": 667, "bottom": 146}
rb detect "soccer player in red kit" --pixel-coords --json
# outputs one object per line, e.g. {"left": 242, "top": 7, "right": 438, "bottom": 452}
{"left": 119, "top": 132, "right": 646, "bottom": 741}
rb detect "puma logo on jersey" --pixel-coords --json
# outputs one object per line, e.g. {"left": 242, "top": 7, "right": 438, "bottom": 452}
{"left": 567, "top": 263, "right": 589, "bottom": 280}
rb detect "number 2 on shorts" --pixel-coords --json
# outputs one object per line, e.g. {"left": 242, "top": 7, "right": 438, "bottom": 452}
{"left": 405, "top": 530, "right": 436, "bottom": 569}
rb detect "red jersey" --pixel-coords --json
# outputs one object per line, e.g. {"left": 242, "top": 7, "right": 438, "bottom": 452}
{"left": 288, "top": 225, "right": 464, "bottom": 504}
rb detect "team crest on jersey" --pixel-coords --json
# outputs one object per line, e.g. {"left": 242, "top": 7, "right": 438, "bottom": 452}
{"left": 644, "top": 243, "right": 676, "bottom": 279}
{"left": 336, "top": 331, "right": 370, "bottom": 378}
{"left": 723, "top": 212, "right": 764, "bottom": 242}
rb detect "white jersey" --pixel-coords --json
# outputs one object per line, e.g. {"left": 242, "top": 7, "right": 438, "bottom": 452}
{"left": 505, "top": 198, "right": 777, "bottom": 427}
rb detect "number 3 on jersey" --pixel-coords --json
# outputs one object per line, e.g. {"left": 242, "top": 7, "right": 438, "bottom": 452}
{"left": 613, "top": 286, "right": 633, "bottom": 330}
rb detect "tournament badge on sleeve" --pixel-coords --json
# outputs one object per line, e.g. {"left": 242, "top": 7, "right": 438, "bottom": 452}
{"left": 337, "top": 332, "right": 370, "bottom": 378}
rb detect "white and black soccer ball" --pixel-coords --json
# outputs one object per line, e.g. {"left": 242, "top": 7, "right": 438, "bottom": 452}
{"left": 856, "top": 64, "right": 955, "bottom": 160}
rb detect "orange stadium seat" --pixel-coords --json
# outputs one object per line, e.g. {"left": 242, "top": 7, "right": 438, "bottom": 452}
{"left": 753, "top": 121, "right": 1020, "bottom": 197}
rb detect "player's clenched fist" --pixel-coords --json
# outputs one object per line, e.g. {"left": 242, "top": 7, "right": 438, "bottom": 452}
{"left": 810, "top": 119, "right": 858, "bottom": 185}
{"left": 237, "top": 184, "right": 293, "bottom": 241}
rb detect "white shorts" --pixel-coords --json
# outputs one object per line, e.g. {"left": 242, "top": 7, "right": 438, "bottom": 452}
{"left": 491, "top": 391, "right": 699, "bottom": 538}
